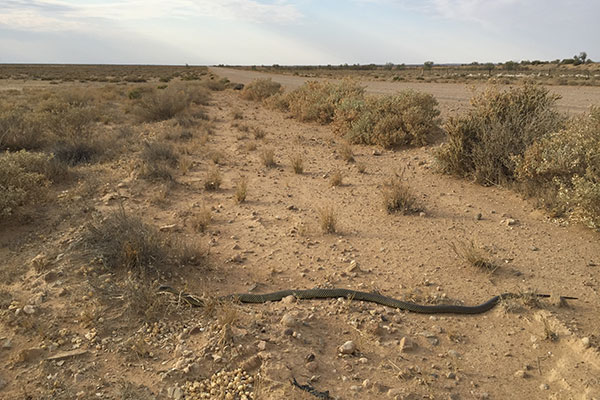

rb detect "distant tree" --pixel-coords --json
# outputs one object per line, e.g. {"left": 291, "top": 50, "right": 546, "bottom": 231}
{"left": 484, "top": 63, "right": 495, "bottom": 76}
{"left": 423, "top": 61, "right": 434, "bottom": 70}
{"left": 579, "top": 52, "right": 588, "bottom": 63}
{"left": 384, "top": 62, "right": 394, "bottom": 70}
{"left": 503, "top": 61, "right": 518, "bottom": 71}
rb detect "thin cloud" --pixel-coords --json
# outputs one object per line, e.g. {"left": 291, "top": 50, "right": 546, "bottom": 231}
{"left": 0, "top": 0, "right": 303, "bottom": 32}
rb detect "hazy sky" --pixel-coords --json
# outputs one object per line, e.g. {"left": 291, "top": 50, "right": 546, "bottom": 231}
{"left": 0, "top": 0, "right": 598, "bottom": 65}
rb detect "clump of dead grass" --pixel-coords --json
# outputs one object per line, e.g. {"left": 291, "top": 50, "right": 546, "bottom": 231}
{"left": 240, "top": 78, "right": 282, "bottom": 101}
{"left": 191, "top": 205, "right": 212, "bottom": 233}
{"left": 234, "top": 176, "right": 248, "bottom": 203}
{"left": 134, "top": 87, "right": 192, "bottom": 122}
{"left": 140, "top": 141, "right": 179, "bottom": 181}
{"left": 339, "top": 142, "right": 355, "bottom": 163}
{"left": 450, "top": 240, "right": 498, "bottom": 272}
{"left": 260, "top": 148, "right": 276, "bottom": 168}
{"left": 290, "top": 154, "right": 304, "bottom": 174}
{"left": 329, "top": 170, "right": 344, "bottom": 187}
{"left": 204, "top": 166, "right": 222, "bottom": 191}
{"left": 317, "top": 205, "right": 338, "bottom": 234}
{"left": 382, "top": 175, "right": 422, "bottom": 214}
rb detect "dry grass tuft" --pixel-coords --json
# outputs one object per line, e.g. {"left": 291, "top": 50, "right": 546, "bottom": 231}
{"left": 317, "top": 205, "right": 338, "bottom": 234}
{"left": 240, "top": 78, "right": 282, "bottom": 101}
{"left": 329, "top": 170, "right": 344, "bottom": 187}
{"left": 134, "top": 87, "right": 192, "bottom": 122}
{"left": 450, "top": 240, "right": 498, "bottom": 272}
{"left": 234, "top": 176, "right": 248, "bottom": 203}
{"left": 382, "top": 175, "right": 422, "bottom": 214}
{"left": 290, "top": 154, "right": 304, "bottom": 174}
{"left": 260, "top": 148, "right": 276, "bottom": 168}
{"left": 191, "top": 205, "right": 212, "bottom": 233}
{"left": 339, "top": 142, "right": 355, "bottom": 163}
{"left": 204, "top": 166, "right": 222, "bottom": 191}
{"left": 140, "top": 141, "right": 179, "bottom": 181}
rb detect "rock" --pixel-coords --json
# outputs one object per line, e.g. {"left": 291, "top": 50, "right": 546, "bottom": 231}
{"left": 514, "top": 370, "right": 528, "bottom": 378}
{"left": 257, "top": 340, "right": 267, "bottom": 351}
{"left": 582, "top": 337, "right": 591, "bottom": 348}
{"left": 359, "top": 357, "right": 368, "bottom": 364}
{"left": 475, "top": 213, "right": 483, "bottom": 220}
{"left": 503, "top": 218, "right": 517, "bottom": 226}
{"left": 362, "top": 379, "right": 371, "bottom": 389}
{"left": 18, "top": 347, "right": 46, "bottom": 363}
{"left": 447, "top": 350, "right": 460, "bottom": 358}
{"left": 346, "top": 260, "right": 360, "bottom": 273}
{"left": 280, "top": 313, "right": 296, "bottom": 327}
{"left": 241, "top": 355, "right": 262, "bottom": 372}
{"left": 2, "top": 338, "right": 11, "bottom": 349}
{"left": 540, "top": 383, "right": 549, "bottom": 390}
{"left": 30, "top": 253, "right": 49, "bottom": 271}
{"left": 283, "top": 328, "right": 294, "bottom": 336}
{"left": 306, "top": 361, "right": 318, "bottom": 372}
{"left": 159, "top": 224, "right": 179, "bottom": 232}
{"left": 281, "top": 295, "right": 296, "bottom": 304}
{"left": 446, "top": 372, "right": 456, "bottom": 379}
{"left": 339, "top": 340, "right": 357, "bottom": 355}
{"left": 419, "top": 212, "right": 426, "bottom": 217}
{"left": 399, "top": 337, "right": 414, "bottom": 352}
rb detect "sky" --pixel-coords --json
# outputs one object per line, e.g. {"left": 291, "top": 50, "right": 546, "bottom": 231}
{"left": 0, "top": 0, "right": 598, "bottom": 65}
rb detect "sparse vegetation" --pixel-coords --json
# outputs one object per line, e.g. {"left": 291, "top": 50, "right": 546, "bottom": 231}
{"left": 382, "top": 175, "right": 421, "bottom": 214}
{"left": 191, "top": 205, "right": 212, "bottom": 233}
{"left": 450, "top": 240, "right": 497, "bottom": 272}
{"left": 317, "top": 205, "right": 338, "bottom": 234}
{"left": 329, "top": 170, "right": 344, "bottom": 187}
{"left": 290, "top": 153, "right": 304, "bottom": 174}
{"left": 339, "top": 141, "right": 355, "bottom": 162}
{"left": 134, "top": 86, "right": 196, "bottom": 122}
{"left": 260, "top": 148, "right": 276, "bottom": 168}
{"left": 240, "top": 78, "right": 282, "bottom": 101}
{"left": 435, "top": 83, "right": 564, "bottom": 185}
{"left": 234, "top": 176, "right": 248, "bottom": 203}
{"left": 140, "top": 141, "right": 179, "bottom": 181}
{"left": 204, "top": 166, "right": 222, "bottom": 191}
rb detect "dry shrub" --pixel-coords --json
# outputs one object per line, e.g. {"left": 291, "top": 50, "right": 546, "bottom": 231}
{"left": 86, "top": 209, "right": 204, "bottom": 272}
{"left": 140, "top": 141, "right": 179, "bottom": 181}
{"left": 435, "top": 83, "right": 564, "bottom": 185}
{"left": 204, "top": 166, "right": 222, "bottom": 191}
{"left": 0, "top": 106, "right": 46, "bottom": 150}
{"left": 329, "top": 170, "right": 344, "bottom": 187}
{"left": 202, "top": 78, "right": 228, "bottom": 91}
{"left": 260, "top": 148, "right": 276, "bottom": 168}
{"left": 134, "top": 87, "right": 192, "bottom": 122}
{"left": 290, "top": 154, "right": 304, "bottom": 174}
{"left": 334, "top": 91, "right": 441, "bottom": 148}
{"left": 240, "top": 78, "right": 282, "bottom": 101}
{"left": 52, "top": 138, "right": 104, "bottom": 166}
{"left": 382, "top": 176, "right": 421, "bottom": 214}
{"left": 0, "top": 150, "right": 51, "bottom": 218}
{"left": 234, "top": 176, "right": 248, "bottom": 203}
{"left": 339, "top": 141, "right": 355, "bottom": 163}
{"left": 283, "top": 80, "right": 365, "bottom": 124}
{"left": 517, "top": 107, "right": 600, "bottom": 229}
{"left": 191, "top": 205, "right": 212, "bottom": 233}
{"left": 317, "top": 205, "right": 337, "bottom": 234}
{"left": 450, "top": 240, "right": 497, "bottom": 272}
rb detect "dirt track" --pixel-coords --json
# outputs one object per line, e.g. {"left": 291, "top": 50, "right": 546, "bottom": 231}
{"left": 211, "top": 67, "right": 600, "bottom": 117}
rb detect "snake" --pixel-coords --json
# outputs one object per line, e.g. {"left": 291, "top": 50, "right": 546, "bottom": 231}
{"left": 157, "top": 285, "right": 576, "bottom": 314}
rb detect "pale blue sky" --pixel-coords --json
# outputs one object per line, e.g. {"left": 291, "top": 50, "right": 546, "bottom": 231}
{"left": 0, "top": 0, "right": 598, "bottom": 65}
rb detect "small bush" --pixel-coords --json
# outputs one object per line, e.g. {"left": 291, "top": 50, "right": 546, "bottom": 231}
{"left": 284, "top": 80, "right": 365, "bottom": 124}
{"left": 517, "top": 107, "right": 600, "bottom": 229}
{"left": 202, "top": 78, "right": 228, "bottom": 91}
{"left": 435, "top": 84, "right": 564, "bottom": 185}
{"left": 52, "top": 139, "right": 102, "bottom": 166}
{"left": 290, "top": 154, "right": 304, "bottom": 174}
{"left": 317, "top": 205, "right": 337, "bottom": 234}
{"left": 140, "top": 141, "right": 179, "bottom": 181}
{"left": 204, "top": 166, "right": 222, "bottom": 191}
{"left": 329, "top": 170, "right": 344, "bottom": 187}
{"left": 339, "top": 142, "right": 354, "bottom": 163}
{"left": 0, "top": 107, "right": 46, "bottom": 150}
{"left": 260, "top": 148, "right": 276, "bottom": 168}
{"left": 86, "top": 209, "right": 204, "bottom": 272}
{"left": 135, "top": 87, "right": 191, "bottom": 122}
{"left": 382, "top": 176, "right": 421, "bottom": 214}
{"left": 334, "top": 91, "right": 441, "bottom": 148}
{"left": 240, "top": 79, "right": 282, "bottom": 101}
{"left": 0, "top": 150, "right": 50, "bottom": 218}
{"left": 450, "top": 240, "right": 497, "bottom": 272}
{"left": 191, "top": 205, "right": 212, "bottom": 233}
{"left": 234, "top": 177, "right": 248, "bottom": 203}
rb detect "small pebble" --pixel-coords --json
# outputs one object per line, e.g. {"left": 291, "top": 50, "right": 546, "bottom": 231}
{"left": 339, "top": 341, "right": 357, "bottom": 355}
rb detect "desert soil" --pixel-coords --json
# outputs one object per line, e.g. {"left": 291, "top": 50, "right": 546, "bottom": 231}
{"left": 0, "top": 73, "right": 599, "bottom": 400}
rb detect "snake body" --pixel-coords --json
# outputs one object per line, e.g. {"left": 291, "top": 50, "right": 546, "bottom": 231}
{"left": 158, "top": 286, "right": 576, "bottom": 314}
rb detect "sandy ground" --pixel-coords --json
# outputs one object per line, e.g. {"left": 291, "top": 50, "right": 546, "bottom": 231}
{"left": 0, "top": 77, "right": 599, "bottom": 400}
{"left": 211, "top": 67, "right": 600, "bottom": 117}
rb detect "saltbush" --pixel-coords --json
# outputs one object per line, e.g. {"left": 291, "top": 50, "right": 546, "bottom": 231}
{"left": 240, "top": 78, "right": 282, "bottom": 101}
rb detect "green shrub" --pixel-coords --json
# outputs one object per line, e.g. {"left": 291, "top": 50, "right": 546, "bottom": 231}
{"left": 240, "top": 79, "right": 282, "bottom": 101}
{"left": 0, "top": 150, "right": 51, "bottom": 218}
{"left": 283, "top": 80, "right": 365, "bottom": 124}
{"left": 334, "top": 91, "right": 441, "bottom": 148}
{"left": 517, "top": 107, "right": 600, "bottom": 229}
{"left": 435, "top": 83, "right": 564, "bottom": 185}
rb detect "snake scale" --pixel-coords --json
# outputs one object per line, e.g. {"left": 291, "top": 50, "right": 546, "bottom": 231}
{"left": 158, "top": 285, "right": 576, "bottom": 314}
